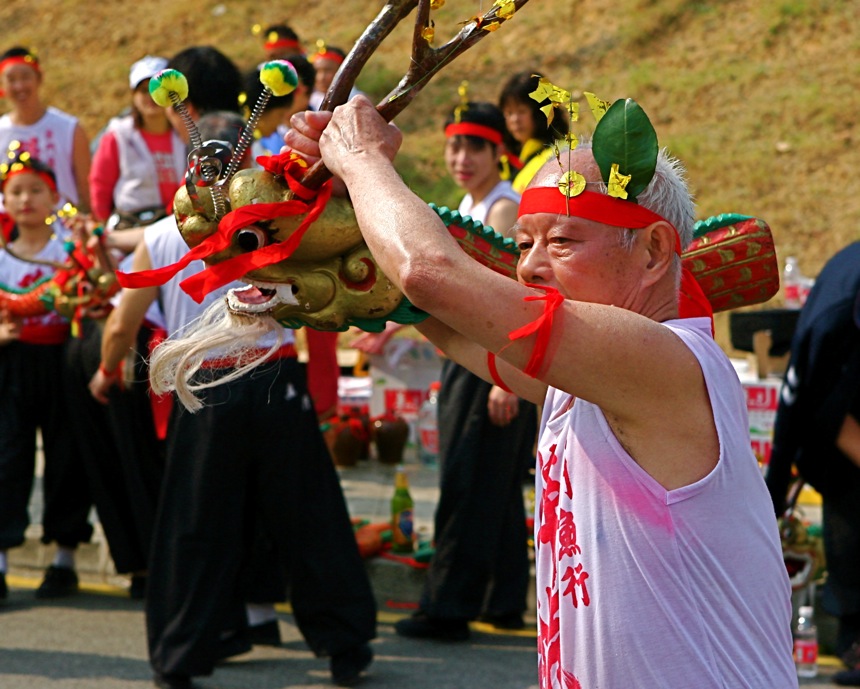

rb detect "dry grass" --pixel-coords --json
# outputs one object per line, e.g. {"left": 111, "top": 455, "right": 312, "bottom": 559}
{"left": 3, "top": 0, "right": 858, "bottom": 306}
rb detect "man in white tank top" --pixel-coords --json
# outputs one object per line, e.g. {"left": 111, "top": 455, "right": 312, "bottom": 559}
{"left": 287, "top": 96, "right": 798, "bottom": 688}
{"left": 90, "top": 109, "right": 376, "bottom": 689}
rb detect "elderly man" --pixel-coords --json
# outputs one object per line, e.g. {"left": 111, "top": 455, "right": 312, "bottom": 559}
{"left": 286, "top": 96, "right": 797, "bottom": 689}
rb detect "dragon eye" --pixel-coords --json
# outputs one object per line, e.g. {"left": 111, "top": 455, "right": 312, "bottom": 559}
{"left": 235, "top": 226, "right": 268, "bottom": 252}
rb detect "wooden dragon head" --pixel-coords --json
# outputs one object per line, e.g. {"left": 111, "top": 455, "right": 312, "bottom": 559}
{"left": 151, "top": 0, "right": 530, "bottom": 332}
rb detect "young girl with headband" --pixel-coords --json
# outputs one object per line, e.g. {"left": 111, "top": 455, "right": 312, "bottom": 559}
{"left": 0, "top": 150, "right": 92, "bottom": 601}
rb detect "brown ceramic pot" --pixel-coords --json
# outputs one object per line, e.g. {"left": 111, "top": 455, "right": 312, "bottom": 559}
{"left": 372, "top": 415, "right": 409, "bottom": 465}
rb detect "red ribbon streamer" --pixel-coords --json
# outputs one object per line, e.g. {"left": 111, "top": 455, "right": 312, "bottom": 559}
{"left": 487, "top": 351, "right": 513, "bottom": 393}
{"left": 511, "top": 283, "right": 565, "bottom": 377}
{"left": 116, "top": 151, "right": 332, "bottom": 303}
{"left": 487, "top": 282, "right": 565, "bottom": 388}
{"left": 179, "top": 185, "right": 331, "bottom": 302}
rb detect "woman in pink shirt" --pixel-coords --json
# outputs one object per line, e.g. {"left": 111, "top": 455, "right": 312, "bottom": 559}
{"left": 89, "top": 56, "right": 185, "bottom": 237}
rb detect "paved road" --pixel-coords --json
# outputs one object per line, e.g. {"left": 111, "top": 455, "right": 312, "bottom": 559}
{"left": 3, "top": 457, "right": 847, "bottom": 688}
{"left": 0, "top": 576, "right": 847, "bottom": 689}
{"left": 1, "top": 575, "right": 541, "bottom": 689}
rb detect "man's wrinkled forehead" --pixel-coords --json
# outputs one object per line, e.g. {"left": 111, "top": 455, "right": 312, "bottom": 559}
{"left": 510, "top": 210, "right": 583, "bottom": 238}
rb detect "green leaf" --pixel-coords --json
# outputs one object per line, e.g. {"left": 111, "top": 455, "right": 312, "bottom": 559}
{"left": 592, "top": 98, "right": 658, "bottom": 201}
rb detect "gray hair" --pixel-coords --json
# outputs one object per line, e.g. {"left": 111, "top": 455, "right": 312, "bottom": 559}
{"left": 569, "top": 139, "right": 696, "bottom": 253}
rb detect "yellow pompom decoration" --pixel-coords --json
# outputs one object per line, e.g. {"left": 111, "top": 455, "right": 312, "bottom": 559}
{"left": 148, "top": 69, "right": 189, "bottom": 107}
{"left": 260, "top": 60, "right": 299, "bottom": 97}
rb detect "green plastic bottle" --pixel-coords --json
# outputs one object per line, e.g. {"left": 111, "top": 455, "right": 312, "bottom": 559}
{"left": 391, "top": 465, "right": 414, "bottom": 554}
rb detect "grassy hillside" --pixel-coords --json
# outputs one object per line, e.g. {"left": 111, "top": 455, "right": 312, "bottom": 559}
{"left": 3, "top": 0, "right": 858, "bottom": 333}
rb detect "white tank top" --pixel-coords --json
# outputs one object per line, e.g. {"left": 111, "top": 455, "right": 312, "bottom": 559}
{"left": 143, "top": 216, "right": 291, "bottom": 350}
{"left": 0, "top": 227, "right": 70, "bottom": 336}
{"left": 457, "top": 180, "right": 520, "bottom": 233}
{"left": 0, "top": 107, "right": 80, "bottom": 207}
{"left": 534, "top": 317, "right": 797, "bottom": 689}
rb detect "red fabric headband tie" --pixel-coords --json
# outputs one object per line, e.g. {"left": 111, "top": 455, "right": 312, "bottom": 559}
{"left": 1, "top": 167, "right": 57, "bottom": 193}
{"left": 116, "top": 151, "right": 332, "bottom": 303}
{"left": 264, "top": 38, "right": 302, "bottom": 53}
{"left": 518, "top": 186, "right": 714, "bottom": 328}
{"left": 312, "top": 50, "right": 345, "bottom": 65}
{"left": 0, "top": 56, "right": 40, "bottom": 97}
{"left": 518, "top": 187, "right": 681, "bottom": 255}
{"left": 0, "top": 56, "right": 40, "bottom": 76}
{"left": 445, "top": 122, "right": 503, "bottom": 145}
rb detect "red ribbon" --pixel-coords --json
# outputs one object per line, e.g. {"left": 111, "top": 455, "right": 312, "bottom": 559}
{"left": 487, "top": 282, "right": 565, "bottom": 388}
{"left": 178, "top": 186, "right": 331, "bottom": 302}
{"left": 116, "top": 151, "right": 332, "bottom": 303}
{"left": 518, "top": 187, "right": 713, "bottom": 325}
{"left": 518, "top": 188, "right": 681, "bottom": 255}
{"left": 511, "top": 283, "right": 565, "bottom": 377}
{"left": 487, "top": 351, "right": 513, "bottom": 393}
{"left": 264, "top": 38, "right": 303, "bottom": 53}
{"left": 444, "top": 122, "right": 503, "bottom": 145}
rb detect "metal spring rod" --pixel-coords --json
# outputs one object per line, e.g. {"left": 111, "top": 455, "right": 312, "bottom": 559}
{"left": 170, "top": 92, "right": 202, "bottom": 150}
{"left": 224, "top": 90, "right": 272, "bottom": 182}
{"left": 171, "top": 92, "right": 226, "bottom": 218}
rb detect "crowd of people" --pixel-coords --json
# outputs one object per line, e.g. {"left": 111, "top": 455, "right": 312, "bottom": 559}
{"left": 1, "top": 12, "right": 859, "bottom": 689}
{"left": 0, "top": 28, "right": 380, "bottom": 689}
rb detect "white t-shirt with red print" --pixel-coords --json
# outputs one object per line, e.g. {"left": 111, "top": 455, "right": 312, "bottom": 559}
{"left": 534, "top": 317, "right": 797, "bottom": 689}
{"left": 0, "top": 229, "right": 70, "bottom": 344}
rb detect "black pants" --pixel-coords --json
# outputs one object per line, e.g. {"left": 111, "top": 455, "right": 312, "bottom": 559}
{"left": 420, "top": 360, "right": 536, "bottom": 620}
{"left": 0, "top": 340, "right": 92, "bottom": 550}
{"left": 822, "top": 479, "right": 860, "bottom": 655}
{"left": 146, "top": 358, "right": 376, "bottom": 678}
{"left": 63, "top": 320, "right": 164, "bottom": 574}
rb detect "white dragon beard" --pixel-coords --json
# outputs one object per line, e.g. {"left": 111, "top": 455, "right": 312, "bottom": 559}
{"left": 149, "top": 298, "right": 284, "bottom": 413}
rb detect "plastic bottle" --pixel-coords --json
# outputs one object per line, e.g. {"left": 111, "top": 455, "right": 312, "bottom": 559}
{"left": 417, "top": 381, "right": 441, "bottom": 467}
{"left": 793, "top": 604, "right": 818, "bottom": 678}
{"left": 783, "top": 256, "right": 804, "bottom": 309}
{"left": 390, "top": 465, "right": 415, "bottom": 554}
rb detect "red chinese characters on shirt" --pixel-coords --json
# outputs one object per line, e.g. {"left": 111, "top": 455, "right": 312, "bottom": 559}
{"left": 17, "top": 134, "right": 59, "bottom": 173}
{"left": 19, "top": 267, "right": 46, "bottom": 288}
{"left": 536, "top": 443, "right": 589, "bottom": 689}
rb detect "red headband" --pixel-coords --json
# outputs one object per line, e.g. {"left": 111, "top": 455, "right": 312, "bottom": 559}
{"left": 518, "top": 187, "right": 681, "bottom": 255}
{"left": 0, "top": 55, "right": 40, "bottom": 76}
{"left": 1, "top": 167, "right": 57, "bottom": 193}
{"left": 264, "top": 38, "right": 302, "bottom": 53}
{"left": 0, "top": 56, "right": 40, "bottom": 97}
{"left": 444, "top": 122, "right": 503, "bottom": 145}
{"left": 518, "top": 186, "right": 713, "bottom": 327}
{"left": 312, "top": 50, "right": 345, "bottom": 65}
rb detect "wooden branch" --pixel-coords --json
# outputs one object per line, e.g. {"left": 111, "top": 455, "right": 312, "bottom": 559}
{"left": 377, "top": 0, "right": 532, "bottom": 122}
{"left": 319, "top": 0, "right": 419, "bottom": 113}
{"left": 300, "top": 0, "right": 531, "bottom": 191}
